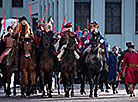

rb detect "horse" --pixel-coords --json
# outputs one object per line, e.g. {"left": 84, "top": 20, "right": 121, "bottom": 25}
{"left": 39, "top": 34, "right": 54, "bottom": 97}
{"left": 77, "top": 56, "right": 87, "bottom": 95}
{"left": 0, "top": 40, "right": 19, "bottom": 97}
{"left": 20, "top": 38, "right": 36, "bottom": 97}
{"left": 60, "top": 31, "right": 77, "bottom": 97}
{"left": 85, "top": 39, "right": 104, "bottom": 97}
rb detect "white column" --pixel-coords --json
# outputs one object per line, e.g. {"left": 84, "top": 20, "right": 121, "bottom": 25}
{"left": 58, "top": 0, "right": 63, "bottom": 32}
{"left": 71, "top": 0, "right": 74, "bottom": 31}
{"left": 124, "top": 0, "right": 135, "bottom": 46}
{"left": 92, "top": 0, "right": 104, "bottom": 34}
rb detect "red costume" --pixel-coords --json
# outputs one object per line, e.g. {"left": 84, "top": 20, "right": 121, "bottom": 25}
{"left": 122, "top": 51, "right": 138, "bottom": 84}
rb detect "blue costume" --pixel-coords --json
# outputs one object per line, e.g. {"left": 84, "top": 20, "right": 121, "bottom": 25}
{"left": 81, "top": 31, "right": 108, "bottom": 58}
{"left": 107, "top": 54, "right": 120, "bottom": 82}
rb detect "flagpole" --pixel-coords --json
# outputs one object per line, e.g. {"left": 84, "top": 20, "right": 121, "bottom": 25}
{"left": 60, "top": 13, "right": 67, "bottom": 33}
{"left": 54, "top": 13, "right": 57, "bottom": 32}
{"left": 40, "top": 5, "right": 49, "bottom": 24}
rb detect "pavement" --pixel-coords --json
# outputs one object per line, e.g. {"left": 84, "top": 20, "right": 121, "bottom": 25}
{"left": 0, "top": 84, "right": 138, "bottom": 102}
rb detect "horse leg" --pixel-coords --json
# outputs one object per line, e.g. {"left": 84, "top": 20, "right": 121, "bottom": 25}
{"left": 71, "top": 77, "right": 74, "bottom": 97}
{"left": 30, "top": 71, "right": 36, "bottom": 95}
{"left": 80, "top": 73, "right": 86, "bottom": 95}
{"left": 47, "top": 72, "right": 52, "bottom": 98}
{"left": 6, "top": 70, "right": 12, "bottom": 97}
{"left": 40, "top": 71, "right": 45, "bottom": 97}
{"left": 57, "top": 72, "right": 61, "bottom": 94}
{"left": 20, "top": 71, "right": 26, "bottom": 97}
{"left": 65, "top": 75, "right": 69, "bottom": 97}
{"left": 94, "top": 74, "right": 100, "bottom": 97}
{"left": 88, "top": 74, "right": 94, "bottom": 98}
{"left": 13, "top": 71, "right": 18, "bottom": 96}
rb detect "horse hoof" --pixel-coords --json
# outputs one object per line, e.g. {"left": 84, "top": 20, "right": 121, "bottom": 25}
{"left": 48, "top": 95, "right": 52, "bottom": 98}
{"left": 41, "top": 95, "right": 46, "bottom": 98}
{"left": 65, "top": 94, "right": 69, "bottom": 97}
{"left": 71, "top": 92, "right": 74, "bottom": 97}
{"left": 21, "top": 95, "right": 26, "bottom": 98}
{"left": 5, "top": 94, "right": 10, "bottom": 97}
{"left": 89, "top": 95, "right": 93, "bottom": 98}
{"left": 94, "top": 94, "right": 98, "bottom": 97}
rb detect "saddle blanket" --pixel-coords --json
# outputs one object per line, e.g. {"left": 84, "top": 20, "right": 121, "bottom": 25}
{"left": 0, "top": 48, "right": 12, "bottom": 63}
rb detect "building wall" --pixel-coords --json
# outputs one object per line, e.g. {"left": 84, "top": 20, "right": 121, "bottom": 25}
{"left": 0, "top": 0, "right": 137, "bottom": 50}
{"left": 0, "top": 0, "right": 29, "bottom": 20}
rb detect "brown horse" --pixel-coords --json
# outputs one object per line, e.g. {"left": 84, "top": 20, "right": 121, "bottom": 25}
{"left": 60, "top": 31, "right": 77, "bottom": 97}
{"left": 0, "top": 41, "right": 19, "bottom": 97}
{"left": 20, "top": 38, "right": 36, "bottom": 97}
{"left": 39, "top": 34, "right": 54, "bottom": 97}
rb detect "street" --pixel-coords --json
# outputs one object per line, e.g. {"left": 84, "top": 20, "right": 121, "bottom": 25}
{"left": 0, "top": 84, "right": 138, "bottom": 102}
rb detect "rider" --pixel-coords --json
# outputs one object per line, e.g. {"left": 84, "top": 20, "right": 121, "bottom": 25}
{"left": 18, "top": 16, "right": 34, "bottom": 40}
{"left": 57, "top": 22, "right": 80, "bottom": 61}
{"left": 0, "top": 26, "right": 15, "bottom": 63}
{"left": 82, "top": 21, "right": 108, "bottom": 58}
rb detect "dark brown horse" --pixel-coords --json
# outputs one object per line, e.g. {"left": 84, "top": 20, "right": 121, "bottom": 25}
{"left": 60, "top": 31, "right": 77, "bottom": 97}
{"left": 39, "top": 34, "right": 54, "bottom": 97}
{"left": 20, "top": 38, "right": 36, "bottom": 96}
{"left": 85, "top": 40, "right": 103, "bottom": 98}
{"left": 0, "top": 41, "right": 19, "bottom": 97}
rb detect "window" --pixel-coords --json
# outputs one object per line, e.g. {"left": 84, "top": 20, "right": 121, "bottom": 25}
{"left": 74, "top": 2, "right": 91, "bottom": 31}
{"left": 136, "top": 0, "right": 138, "bottom": 34}
{"left": 12, "top": 0, "right": 23, "bottom": 7}
{"left": 0, "top": 0, "right": 2, "bottom": 7}
{"left": 105, "top": 0, "right": 121, "bottom": 34}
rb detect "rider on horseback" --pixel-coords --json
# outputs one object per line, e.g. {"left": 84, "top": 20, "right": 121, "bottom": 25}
{"left": 82, "top": 21, "right": 108, "bottom": 59}
{"left": 18, "top": 16, "right": 34, "bottom": 40}
{"left": 0, "top": 26, "right": 15, "bottom": 63}
{"left": 57, "top": 22, "right": 80, "bottom": 61}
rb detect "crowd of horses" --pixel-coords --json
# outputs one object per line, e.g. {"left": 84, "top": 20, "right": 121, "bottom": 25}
{"left": 0, "top": 31, "right": 104, "bottom": 98}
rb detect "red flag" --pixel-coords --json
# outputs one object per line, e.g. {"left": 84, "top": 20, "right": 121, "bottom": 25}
{"left": 41, "top": 5, "right": 49, "bottom": 24}
{"left": 11, "top": 21, "right": 13, "bottom": 25}
{"left": 29, "top": 4, "right": 31, "bottom": 24}
{"left": 87, "top": 19, "right": 89, "bottom": 40}
{"left": 16, "top": 12, "right": 18, "bottom": 33}
{"left": 60, "top": 13, "right": 67, "bottom": 33}
{"left": 4, "top": 9, "right": 6, "bottom": 30}
{"left": 54, "top": 13, "right": 57, "bottom": 32}
{"left": 78, "top": 26, "right": 80, "bottom": 40}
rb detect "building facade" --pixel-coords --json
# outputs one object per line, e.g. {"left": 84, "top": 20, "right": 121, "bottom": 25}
{"left": 0, "top": 0, "right": 29, "bottom": 32}
{"left": 0, "top": 0, "right": 138, "bottom": 50}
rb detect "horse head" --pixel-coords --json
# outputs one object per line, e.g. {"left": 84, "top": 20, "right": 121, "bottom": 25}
{"left": 23, "top": 38, "right": 33, "bottom": 58}
{"left": 90, "top": 39, "right": 100, "bottom": 54}
{"left": 42, "top": 34, "right": 50, "bottom": 49}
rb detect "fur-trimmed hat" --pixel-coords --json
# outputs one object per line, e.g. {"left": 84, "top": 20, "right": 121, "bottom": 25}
{"left": 19, "top": 16, "right": 27, "bottom": 23}
{"left": 7, "top": 26, "right": 12, "bottom": 31}
{"left": 90, "top": 21, "right": 99, "bottom": 28}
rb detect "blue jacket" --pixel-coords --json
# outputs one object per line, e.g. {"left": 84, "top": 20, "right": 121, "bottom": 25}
{"left": 107, "top": 54, "right": 120, "bottom": 81}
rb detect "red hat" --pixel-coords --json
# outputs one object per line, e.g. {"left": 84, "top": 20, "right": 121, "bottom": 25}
{"left": 128, "top": 44, "right": 135, "bottom": 48}
{"left": 63, "top": 22, "right": 72, "bottom": 28}
{"left": 112, "top": 46, "right": 118, "bottom": 50}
